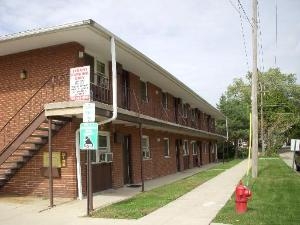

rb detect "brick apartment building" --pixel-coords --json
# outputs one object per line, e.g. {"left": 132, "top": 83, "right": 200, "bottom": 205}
{"left": 0, "top": 20, "right": 224, "bottom": 199}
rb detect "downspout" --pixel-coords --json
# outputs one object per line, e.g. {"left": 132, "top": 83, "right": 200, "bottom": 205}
{"left": 99, "top": 36, "right": 117, "bottom": 126}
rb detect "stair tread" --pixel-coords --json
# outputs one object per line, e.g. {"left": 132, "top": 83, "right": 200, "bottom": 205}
{"left": 0, "top": 117, "right": 67, "bottom": 188}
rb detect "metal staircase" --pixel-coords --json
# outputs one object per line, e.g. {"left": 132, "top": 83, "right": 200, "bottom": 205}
{"left": 0, "top": 113, "right": 68, "bottom": 188}
{"left": 0, "top": 74, "right": 70, "bottom": 189}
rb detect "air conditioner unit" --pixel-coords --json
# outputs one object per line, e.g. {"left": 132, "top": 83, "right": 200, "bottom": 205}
{"left": 100, "top": 152, "right": 113, "bottom": 163}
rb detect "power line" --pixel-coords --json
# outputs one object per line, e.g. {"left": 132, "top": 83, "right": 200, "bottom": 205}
{"left": 275, "top": 0, "right": 278, "bottom": 66}
{"left": 237, "top": 0, "right": 250, "bottom": 71}
{"left": 257, "top": 0, "right": 265, "bottom": 72}
{"left": 238, "top": 0, "right": 253, "bottom": 27}
{"left": 228, "top": 0, "right": 252, "bottom": 27}
{"left": 228, "top": 0, "right": 240, "bottom": 14}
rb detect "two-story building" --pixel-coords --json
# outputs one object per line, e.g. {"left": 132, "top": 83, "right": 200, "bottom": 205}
{"left": 0, "top": 20, "right": 224, "bottom": 199}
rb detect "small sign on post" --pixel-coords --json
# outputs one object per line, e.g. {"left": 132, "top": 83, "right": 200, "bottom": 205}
{"left": 291, "top": 139, "right": 300, "bottom": 152}
{"left": 291, "top": 139, "right": 300, "bottom": 170}
{"left": 80, "top": 123, "right": 98, "bottom": 150}
{"left": 80, "top": 122, "right": 98, "bottom": 215}
{"left": 83, "top": 103, "right": 95, "bottom": 123}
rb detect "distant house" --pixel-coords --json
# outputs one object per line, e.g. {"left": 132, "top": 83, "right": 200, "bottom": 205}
{"left": 0, "top": 20, "right": 224, "bottom": 199}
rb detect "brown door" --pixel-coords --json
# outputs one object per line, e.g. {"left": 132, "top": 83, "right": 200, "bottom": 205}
{"left": 121, "top": 71, "right": 130, "bottom": 109}
{"left": 174, "top": 98, "right": 179, "bottom": 123}
{"left": 84, "top": 53, "right": 94, "bottom": 83}
{"left": 175, "top": 139, "right": 180, "bottom": 172}
{"left": 123, "top": 135, "right": 132, "bottom": 184}
{"left": 92, "top": 163, "right": 112, "bottom": 193}
{"left": 208, "top": 143, "right": 212, "bottom": 163}
{"left": 199, "top": 141, "right": 203, "bottom": 166}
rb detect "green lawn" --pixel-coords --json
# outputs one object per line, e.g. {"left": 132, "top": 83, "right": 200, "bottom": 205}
{"left": 214, "top": 158, "right": 300, "bottom": 225}
{"left": 92, "top": 159, "right": 241, "bottom": 219}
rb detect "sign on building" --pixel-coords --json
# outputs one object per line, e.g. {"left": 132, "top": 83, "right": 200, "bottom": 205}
{"left": 83, "top": 102, "right": 95, "bottom": 123}
{"left": 80, "top": 123, "right": 98, "bottom": 150}
{"left": 70, "top": 66, "right": 90, "bottom": 101}
{"left": 291, "top": 139, "right": 300, "bottom": 151}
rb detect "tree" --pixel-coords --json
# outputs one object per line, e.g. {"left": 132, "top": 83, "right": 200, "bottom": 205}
{"left": 217, "top": 77, "right": 251, "bottom": 158}
{"left": 217, "top": 68, "right": 300, "bottom": 156}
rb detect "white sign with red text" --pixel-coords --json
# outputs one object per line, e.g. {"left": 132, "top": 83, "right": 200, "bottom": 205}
{"left": 70, "top": 66, "right": 90, "bottom": 101}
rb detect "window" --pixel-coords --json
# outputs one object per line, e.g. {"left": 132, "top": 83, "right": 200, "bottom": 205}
{"left": 140, "top": 81, "right": 148, "bottom": 102}
{"left": 191, "top": 141, "right": 197, "bottom": 155}
{"left": 183, "top": 140, "right": 189, "bottom": 155}
{"left": 163, "top": 138, "right": 169, "bottom": 157}
{"left": 204, "top": 143, "right": 208, "bottom": 154}
{"left": 191, "top": 109, "right": 196, "bottom": 121}
{"left": 162, "top": 92, "right": 168, "bottom": 109}
{"left": 91, "top": 131, "right": 110, "bottom": 163}
{"left": 95, "top": 60, "right": 108, "bottom": 89}
{"left": 142, "top": 135, "right": 150, "bottom": 159}
{"left": 183, "top": 104, "right": 188, "bottom": 118}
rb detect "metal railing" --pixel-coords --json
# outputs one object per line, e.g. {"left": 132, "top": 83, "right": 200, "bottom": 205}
{"left": 0, "top": 74, "right": 70, "bottom": 152}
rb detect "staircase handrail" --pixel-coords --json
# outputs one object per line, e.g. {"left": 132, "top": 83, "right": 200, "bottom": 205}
{"left": 0, "top": 75, "right": 53, "bottom": 133}
{"left": 0, "top": 74, "right": 69, "bottom": 150}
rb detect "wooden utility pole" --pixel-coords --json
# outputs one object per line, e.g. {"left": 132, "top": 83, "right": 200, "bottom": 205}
{"left": 260, "top": 84, "right": 265, "bottom": 155}
{"left": 252, "top": 0, "right": 258, "bottom": 178}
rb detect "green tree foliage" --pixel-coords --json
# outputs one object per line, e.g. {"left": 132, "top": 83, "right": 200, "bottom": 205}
{"left": 217, "top": 68, "right": 300, "bottom": 156}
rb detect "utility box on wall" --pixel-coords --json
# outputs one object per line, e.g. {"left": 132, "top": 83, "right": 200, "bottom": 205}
{"left": 40, "top": 151, "right": 67, "bottom": 178}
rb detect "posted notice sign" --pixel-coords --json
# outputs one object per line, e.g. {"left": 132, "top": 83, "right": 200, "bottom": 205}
{"left": 83, "top": 102, "right": 95, "bottom": 123}
{"left": 70, "top": 66, "right": 90, "bottom": 101}
{"left": 80, "top": 123, "right": 98, "bottom": 150}
{"left": 291, "top": 139, "right": 300, "bottom": 151}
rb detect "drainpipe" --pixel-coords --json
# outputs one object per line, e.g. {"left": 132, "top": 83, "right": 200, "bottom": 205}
{"left": 98, "top": 36, "right": 118, "bottom": 125}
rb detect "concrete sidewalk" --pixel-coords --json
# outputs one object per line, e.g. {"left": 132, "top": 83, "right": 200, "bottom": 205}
{"left": 0, "top": 160, "right": 247, "bottom": 225}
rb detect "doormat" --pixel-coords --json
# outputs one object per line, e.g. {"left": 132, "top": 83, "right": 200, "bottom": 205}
{"left": 127, "top": 184, "right": 142, "bottom": 188}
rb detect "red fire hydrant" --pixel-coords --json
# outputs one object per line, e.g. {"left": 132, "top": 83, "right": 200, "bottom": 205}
{"left": 235, "top": 180, "right": 251, "bottom": 214}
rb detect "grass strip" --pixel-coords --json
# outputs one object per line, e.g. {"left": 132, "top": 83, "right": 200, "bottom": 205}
{"left": 92, "top": 159, "right": 241, "bottom": 219}
{"left": 213, "top": 158, "right": 300, "bottom": 225}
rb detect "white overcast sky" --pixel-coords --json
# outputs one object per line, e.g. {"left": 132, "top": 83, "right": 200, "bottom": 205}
{"left": 0, "top": 0, "right": 299, "bottom": 106}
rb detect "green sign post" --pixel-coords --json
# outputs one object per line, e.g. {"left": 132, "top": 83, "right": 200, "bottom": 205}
{"left": 80, "top": 123, "right": 98, "bottom": 150}
{"left": 80, "top": 122, "right": 98, "bottom": 215}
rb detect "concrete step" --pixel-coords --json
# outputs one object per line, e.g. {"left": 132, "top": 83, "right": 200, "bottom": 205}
{"left": 13, "top": 150, "right": 33, "bottom": 157}
{"left": 38, "top": 122, "right": 61, "bottom": 131}
{"left": 24, "top": 136, "right": 46, "bottom": 145}
{"left": 18, "top": 143, "right": 39, "bottom": 151}
{"left": 5, "top": 155, "right": 24, "bottom": 163}
{"left": 0, "top": 161, "right": 22, "bottom": 169}
{"left": 31, "top": 130, "right": 49, "bottom": 138}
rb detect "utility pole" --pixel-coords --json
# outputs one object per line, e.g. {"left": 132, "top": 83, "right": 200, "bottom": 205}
{"left": 260, "top": 83, "right": 265, "bottom": 155}
{"left": 252, "top": 0, "right": 258, "bottom": 178}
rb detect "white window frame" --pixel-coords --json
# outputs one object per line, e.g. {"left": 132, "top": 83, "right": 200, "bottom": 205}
{"left": 162, "top": 92, "right": 168, "bottom": 109}
{"left": 191, "top": 141, "right": 197, "bottom": 155}
{"left": 163, "top": 138, "right": 170, "bottom": 157}
{"left": 91, "top": 131, "right": 110, "bottom": 164}
{"left": 94, "top": 59, "right": 108, "bottom": 89}
{"left": 183, "top": 104, "right": 188, "bottom": 118}
{"left": 183, "top": 140, "right": 189, "bottom": 156}
{"left": 191, "top": 109, "right": 196, "bottom": 121}
{"left": 140, "top": 81, "right": 148, "bottom": 102}
{"left": 142, "top": 135, "right": 150, "bottom": 159}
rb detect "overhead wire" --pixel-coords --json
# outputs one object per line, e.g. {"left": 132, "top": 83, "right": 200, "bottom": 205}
{"left": 237, "top": 0, "right": 250, "bottom": 71}
{"left": 237, "top": 0, "right": 253, "bottom": 27}
{"left": 257, "top": 0, "right": 265, "bottom": 72}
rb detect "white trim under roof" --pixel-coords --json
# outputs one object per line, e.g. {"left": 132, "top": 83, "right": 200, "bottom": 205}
{"left": 0, "top": 19, "right": 224, "bottom": 120}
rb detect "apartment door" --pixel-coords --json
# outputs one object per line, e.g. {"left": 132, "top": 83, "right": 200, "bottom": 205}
{"left": 198, "top": 141, "right": 203, "bottom": 166}
{"left": 174, "top": 98, "right": 179, "bottom": 123}
{"left": 175, "top": 139, "right": 181, "bottom": 171}
{"left": 121, "top": 71, "right": 130, "bottom": 109}
{"left": 123, "top": 135, "right": 132, "bottom": 184}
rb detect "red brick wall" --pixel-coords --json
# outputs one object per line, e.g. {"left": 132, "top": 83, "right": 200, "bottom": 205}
{"left": 0, "top": 121, "right": 79, "bottom": 198}
{"left": 0, "top": 42, "right": 84, "bottom": 128}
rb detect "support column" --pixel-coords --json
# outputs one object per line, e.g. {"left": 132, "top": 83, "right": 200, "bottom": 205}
{"left": 48, "top": 118, "right": 53, "bottom": 208}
